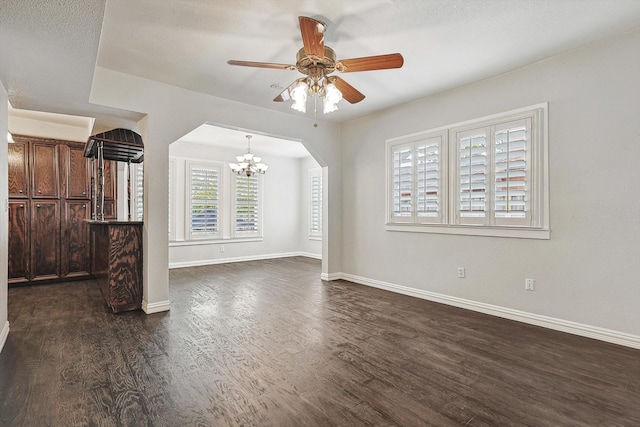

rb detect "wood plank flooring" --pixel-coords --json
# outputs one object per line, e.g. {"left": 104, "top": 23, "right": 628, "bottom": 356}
{"left": 1, "top": 256, "right": 638, "bottom": 426}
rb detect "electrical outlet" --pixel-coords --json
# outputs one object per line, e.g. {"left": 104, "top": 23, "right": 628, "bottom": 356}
{"left": 457, "top": 267, "right": 465, "bottom": 278}
{"left": 525, "top": 278, "right": 535, "bottom": 291}
{"left": 220, "top": 245, "right": 225, "bottom": 253}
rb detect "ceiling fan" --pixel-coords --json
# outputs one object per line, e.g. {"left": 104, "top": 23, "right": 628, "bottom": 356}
{"left": 228, "top": 16, "right": 404, "bottom": 122}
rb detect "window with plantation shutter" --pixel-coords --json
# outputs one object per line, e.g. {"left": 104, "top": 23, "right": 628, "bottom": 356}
{"left": 386, "top": 103, "right": 548, "bottom": 239}
{"left": 234, "top": 174, "right": 260, "bottom": 236}
{"left": 391, "top": 143, "right": 414, "bottom": 221}
{"left": 309, "top": 168, "right": 322, "bottom": 237}
{"left": 188, "top": 162, "right": 220, "bottom": 239}
{"left": 494, "top": 119, "right": 530, "bottom": 224}
{"left": 389, "top": 132, "right": 445, "bottom": 224}
{"left": 416, "top": 137, "right": 443, "bottom": 220}
{"left": 457, "top": 128, "right": 488, "bottom": 224}
{"left": 134, "top": 162, "right": 144, "bottom": 221}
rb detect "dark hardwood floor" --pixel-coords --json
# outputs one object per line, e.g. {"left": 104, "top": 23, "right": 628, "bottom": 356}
{"left": 1, "top": 257, "right": 638, "bottom": 426}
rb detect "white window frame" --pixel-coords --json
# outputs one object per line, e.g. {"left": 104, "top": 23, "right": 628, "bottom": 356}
{"left": 186, "top": 161, "right": 222, "bottom": 240}
{"left": 386, "top": 103, "right": 549, "bottom": 239}
{"left": 232, "top": 173, "right": 262, "bottom": 238}
{"left": 309, "top": 167, "right": 323, "bottom": 239}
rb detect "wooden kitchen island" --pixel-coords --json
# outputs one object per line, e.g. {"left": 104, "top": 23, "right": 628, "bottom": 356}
{"left": 89, "top": 220, "right": 143, "bottom": 312}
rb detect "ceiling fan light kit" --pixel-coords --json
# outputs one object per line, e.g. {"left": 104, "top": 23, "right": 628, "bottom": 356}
{"left": 228, "top": 16, "right": 404, "bottom": 126}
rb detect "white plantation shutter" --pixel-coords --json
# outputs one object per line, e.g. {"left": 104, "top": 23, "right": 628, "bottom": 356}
{"left": 391, "top": 142, "right": 414, "bottom": 222}
{"left": 389, "top": 133, "right": 445, "bottom": 224}
{"left": 309, "top": 169, "right": 322, "bottom": 236}
{"left": 458, "top": 128, "right": 488, "bottom": 224}
{"left": 416, "top": 136, "right": 443, "bottom": 222}
{"left": 234, "top": 174, "right": 259, "bottom": 235}
{"left": 189, "top": 164, "right": 220, "bottom": 238}
{"left": 493, "top": 118, "right": 532, "bottom": 226}
{"left": 135, "top": 163, "right": 144, "bottom": 221}
{"left": 386, "top": 104, "right": 547, "bottom": 237}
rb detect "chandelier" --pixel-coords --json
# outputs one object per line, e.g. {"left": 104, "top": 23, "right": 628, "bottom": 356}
{"left": 229, "top": 135, "right": 269, "bottom": 177}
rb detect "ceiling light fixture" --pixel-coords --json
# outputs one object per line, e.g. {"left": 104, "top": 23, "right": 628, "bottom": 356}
{"left": 229, "top": 135, "right": 269, "bottom": 177}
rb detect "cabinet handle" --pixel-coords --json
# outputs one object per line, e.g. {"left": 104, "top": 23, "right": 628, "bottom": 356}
{"left": 82, "top": 191, "right": 86, "bottom": 195}
{"left": 82, "top": 204, "right": 86, "bottom": 208}
{"left": 19, "top": 204, "right": 24, "bottom": 208}
{"left": 36, "top": 204, "right": 41, "bottom": 208}
{"left": 38, "top": 190, "right": 42, "bottom": 194}
{"left": 19, "top": 190, "right": 23, "bottom": 193}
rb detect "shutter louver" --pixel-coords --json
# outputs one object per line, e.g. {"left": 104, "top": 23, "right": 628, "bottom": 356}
{"left": 190, "top": 166, "right": 219, "bottom": 236}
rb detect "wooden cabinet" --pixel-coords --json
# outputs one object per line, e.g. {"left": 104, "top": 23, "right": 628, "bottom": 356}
{"left": 8, "top": 141, "right": 29, "bottom": 198}
{"left": 8, "top": 201, "right": 30, "bottom": 284}
{"left": 63, "top": 144, "right": 90, "bottom": 199}
{"left": 7, "top": 135, "right": 112, "bottom": 286}
{"left": 31, "top": 141, "right": 60, "bottom": 198}
{"left": 31, "top": 200, "right": 60, "bottom": 282}
{"left": 62, "top": 201, "right": 91, "bottom": 277}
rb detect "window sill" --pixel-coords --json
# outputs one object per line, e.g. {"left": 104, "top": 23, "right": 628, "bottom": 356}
{"left": 385, "top": 223, "right": 550, "bottom": 239}
{"left": 170, "top": 236, "right": 264, "bottom": 247}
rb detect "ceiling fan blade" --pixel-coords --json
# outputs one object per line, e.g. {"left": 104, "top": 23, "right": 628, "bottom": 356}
{"left": 273, "top": 78, "right": 306, "bottom": 102}
{"left": 336, "top": 53, "right": 404, "bottom": 73}
{"left": 299, "top": 16, "right": 326, "bottom": 59}
{"left": 228, "top": 60, "right": 296, "bottom": 70}
{"left": 328, "top": 76, "right": 365, "bottom": 104}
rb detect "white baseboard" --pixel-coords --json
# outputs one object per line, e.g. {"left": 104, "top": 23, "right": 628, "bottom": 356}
{"left": 169, "top": 252, "right": 320, "bottom": 269}
{"left": 340, "top": 273, "right": 640, "bottom": 350}
{"left": 142, "top": 300, "right": 171, "bottom": 314}
{"left": 0, "top": 321, "right": 9, "bottom": 354}
{"left": 321, "top": 272, "right": 342, "bottom": 281}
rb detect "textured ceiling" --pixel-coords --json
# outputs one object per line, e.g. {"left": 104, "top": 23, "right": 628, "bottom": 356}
{"left": 2, "top": 0, "right": 640, "bottom": 142}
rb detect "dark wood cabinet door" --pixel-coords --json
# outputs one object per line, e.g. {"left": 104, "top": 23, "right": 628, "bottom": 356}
{"left": 32, "top": 142, "right": 60, "bottom": 198}
{"left": 31, "top": 200, "right": 60, "bottom": 281}
{"left": 8, "top": 141, "right": 29, "bottom": 198}
{"left": 8, "top": 201, "right": 30, "bottom": 283}
{"left": 61, "top": 201, "right": 91, "bottom": 277}
{"left": 65, "top": 144, "right": 90, "bottom": 199}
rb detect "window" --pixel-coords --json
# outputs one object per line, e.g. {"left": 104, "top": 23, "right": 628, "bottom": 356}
{"left": 234, "top": 173, "right": 260, "bottom": 236}
{"left": 170, "top": 158, "right": 264, "bottom": 243}
{"left": 386, "top": 104, "right": 548, "bottom": 239}
{"left": 390, "top": 132, "right": 446, "bottom": 224}
{"left": 188, "top": 162, "right": 220, "bottom": 239}
{"left": 126, "top": 162, "right": 144, "bottom": 221}
{"left": 309, "top": 168, "right": 322, "bottom": 237}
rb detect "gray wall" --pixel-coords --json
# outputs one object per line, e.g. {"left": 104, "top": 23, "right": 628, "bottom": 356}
{"left": 339, "top": 29, "right": 640, "bottom": 339}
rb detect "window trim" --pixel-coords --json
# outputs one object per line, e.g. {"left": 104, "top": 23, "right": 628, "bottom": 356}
{"left": 386, "top": 103, "right": 549, "bottom": 239}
